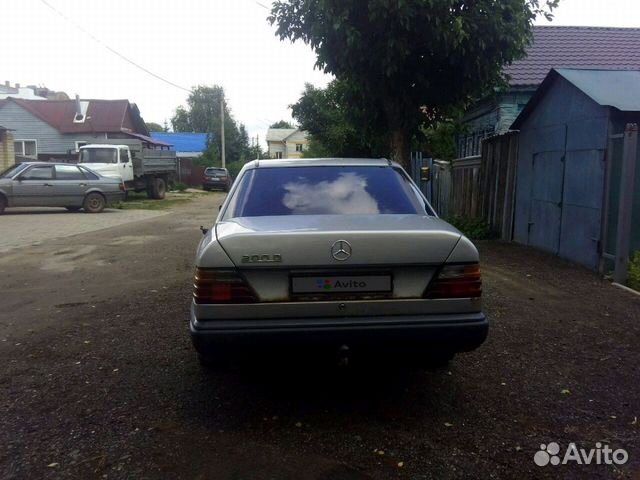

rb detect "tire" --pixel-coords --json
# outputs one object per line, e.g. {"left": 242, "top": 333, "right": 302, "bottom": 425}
{"left": 83, "top": 192, "right": 106, "bottom": 213}
{"left": 65, "top": 206, "right": 81, "bottom": 212}
{"left": 198, "top": 352, "right": 229, "bottom": 370}
{"left": 150, "top": 177, "right": 167, "bottom": 200}
{"left": 424, "top": 352, "right": 455, "bottom": 368}
{"left": 0, "top": 195, "right": 6, "bottom": 214}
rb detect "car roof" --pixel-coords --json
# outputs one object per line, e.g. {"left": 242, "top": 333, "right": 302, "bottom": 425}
{"left": 16, "top": 162, "right": 93, "bottom": 168}
{"left": 247, "top": 158, "right": 397, "bottom": 168}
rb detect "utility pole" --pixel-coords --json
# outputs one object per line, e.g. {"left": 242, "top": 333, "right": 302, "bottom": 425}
{"left": 220, "top": 96, "right": 226, "bottom": 168}
{"left": 256, "top": 134, "right": 259, "bottom": 160}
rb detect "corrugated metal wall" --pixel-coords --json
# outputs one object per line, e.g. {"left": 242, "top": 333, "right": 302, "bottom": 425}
{"left": 514, "top": 76, "right": 610, "bottom": 269}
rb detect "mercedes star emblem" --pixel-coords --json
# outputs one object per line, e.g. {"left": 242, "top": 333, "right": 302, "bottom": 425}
{"left": 331, "top": 240, "right": 352, "bottom": 261}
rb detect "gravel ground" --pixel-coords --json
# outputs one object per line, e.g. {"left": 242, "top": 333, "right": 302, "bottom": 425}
{"left": 1, "top": 195, "right": 639, "bottom": 479}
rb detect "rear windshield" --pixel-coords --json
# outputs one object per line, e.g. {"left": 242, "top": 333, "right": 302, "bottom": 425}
{"left": 224, "top": 166, "right": 427, "bottom": 218}
{"left": 205, "top": 168, "right": 227, "bottom": 174}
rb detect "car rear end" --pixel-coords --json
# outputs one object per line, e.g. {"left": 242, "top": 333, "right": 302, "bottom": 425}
{"left": 80, "top": 166, "right": 126, "bottom": 205}
{"left": 191, "top": 159, "right": 487, "bottom": 362}
{"left": 202, "top": 168, "right": 230, "bottom": 191}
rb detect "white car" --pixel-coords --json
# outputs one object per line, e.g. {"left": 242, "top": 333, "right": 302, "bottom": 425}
{"left": 191, "top": 158, "right": 487, "bottom": 366}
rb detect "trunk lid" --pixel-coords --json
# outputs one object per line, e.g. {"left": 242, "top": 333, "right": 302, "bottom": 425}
{"left": 215, "top": 215, "right": 461, "bottom": 267}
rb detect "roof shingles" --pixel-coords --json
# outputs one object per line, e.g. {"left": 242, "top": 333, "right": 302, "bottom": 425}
{"left": 0, "top": 98, "right": 148, "bottom": 135}
{"left": 504, "top": 26, "right": 640, "bottom": 86}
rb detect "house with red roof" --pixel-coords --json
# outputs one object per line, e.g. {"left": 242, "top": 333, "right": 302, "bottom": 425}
{"left": 457, "top": 26, "right": 640, "bottom": 158}
{"left": 0, "top": 97, "right": 166, "bottom": 163}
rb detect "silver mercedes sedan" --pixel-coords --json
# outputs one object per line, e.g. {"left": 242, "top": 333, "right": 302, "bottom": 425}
{"left": 191, "top": 158, "right": 487, "bottom": 367}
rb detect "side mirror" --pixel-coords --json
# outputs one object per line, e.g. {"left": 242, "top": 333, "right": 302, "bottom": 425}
{"left": 200, "top": 226, "right": 209, "bottom": 235}
{"left": 420, "top": 166, "right": 431, "bottom": 182}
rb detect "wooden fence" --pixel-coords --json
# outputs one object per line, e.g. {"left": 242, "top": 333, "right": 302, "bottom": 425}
{"left": 449, "top": 155, "right": 482, "bottom": 218}
{"left": 430, "top": 160, "right": 451, "bottom": 218}
{"left": 432, "top": 131, "right": 519, "bottom": 240}
{"left": 479, "top": 131, "right": 518, "bottom": 240}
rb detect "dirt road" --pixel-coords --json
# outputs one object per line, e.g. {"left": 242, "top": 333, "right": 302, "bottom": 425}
{"left": 1, "top": 195, "right": 639, "bottom": 479}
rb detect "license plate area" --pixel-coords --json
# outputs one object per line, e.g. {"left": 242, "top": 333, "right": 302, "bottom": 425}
{"left": 290, "top": 271, "right": 393, "bottom": 296}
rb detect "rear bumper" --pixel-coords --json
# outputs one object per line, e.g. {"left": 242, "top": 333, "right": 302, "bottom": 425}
{"left": 190, "top": 305, "right": 488, "bottom": 354}
{"left": 202, "top": 179, "right": 228, "bottom": 189}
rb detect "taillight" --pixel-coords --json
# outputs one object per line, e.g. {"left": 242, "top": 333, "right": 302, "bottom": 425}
{"left": 193, "top": 268, "right": 259, "bottom": 304}
{"left": 119, "top": 182, "right": 125, "bottom": 192}
{"left": 425, "top": 264, "right": 482, "bottom": 299}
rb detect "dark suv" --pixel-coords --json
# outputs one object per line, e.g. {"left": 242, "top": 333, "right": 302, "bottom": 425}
{"left": 202, "top": 167, "right": 231, "bottom": 192}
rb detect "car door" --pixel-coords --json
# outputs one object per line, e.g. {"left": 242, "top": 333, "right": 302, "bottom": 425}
{"left": 53, "top": 164, "right": 90, "bottom": 207}
{"left": 12, "top": 165, "right": 56, "bottom": 207}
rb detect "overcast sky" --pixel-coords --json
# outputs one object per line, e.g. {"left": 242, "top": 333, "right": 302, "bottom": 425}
{"left": 2, "top": 0, "right": 640, "bottom": 147}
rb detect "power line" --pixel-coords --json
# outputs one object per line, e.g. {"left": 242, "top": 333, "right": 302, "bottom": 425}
{"left": 38, "top": 0, "right": 192, "bottom": 93}
{"left": 252, "top": 0, "right": 271, "bottom": 10}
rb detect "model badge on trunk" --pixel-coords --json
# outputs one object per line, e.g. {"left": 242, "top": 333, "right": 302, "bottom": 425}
{"left": 241, "top": 254, "right": 282, "bottom": 263}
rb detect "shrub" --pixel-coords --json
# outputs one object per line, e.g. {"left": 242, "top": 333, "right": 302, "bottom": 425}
{"left": 628, "top": 251, "right": 640, "bottom": 291}
{"left": 173, "top": 182, "right": 188, "bottom": 192}
{"left": 446, "top": 215, "right": 491, "bottom": 240}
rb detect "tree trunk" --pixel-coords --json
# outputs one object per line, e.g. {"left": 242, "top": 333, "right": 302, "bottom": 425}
{"left": 383, "top": 96, "right": 412, "bottom": 170}
{"left": 389, "top": 128, "right": 411, "bottom": 170}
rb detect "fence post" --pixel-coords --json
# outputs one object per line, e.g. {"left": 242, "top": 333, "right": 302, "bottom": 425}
{"left": 613, "top": 123, "right": 638, "bottom": 284}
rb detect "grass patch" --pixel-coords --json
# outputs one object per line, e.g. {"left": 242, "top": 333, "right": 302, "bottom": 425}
{"left": 446, "top": 215, "right": 492, "bottom": 240}
{"left": 628, "top": 251, "right": 640, "bottom": 291}
{"left": 114, "top": 190, "right": 215, "bottom": 211}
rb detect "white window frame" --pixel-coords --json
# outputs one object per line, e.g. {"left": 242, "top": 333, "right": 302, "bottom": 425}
{"left": 275, "top": 151, "right": 283, "bottom": 159}
{"left": 295, "top": 143, "right": 303, "bottom": 152}
{"left": 14, "top": 139, "right": 38, "bottom": 159}
{"left": 75, "top": 141, "right": 88, "bottom": 152}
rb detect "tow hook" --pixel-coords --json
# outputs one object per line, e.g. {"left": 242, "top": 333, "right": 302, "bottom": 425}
{"left": 337, "top": 344, "right": 350, "bottom": 367}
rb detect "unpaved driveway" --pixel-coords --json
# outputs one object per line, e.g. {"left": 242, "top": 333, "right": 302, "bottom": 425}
{"left": 0, "top": 205, "right": 639, "bottom": 479}
{"left": 0, "top": 207, "right": 169, "bottom": 253}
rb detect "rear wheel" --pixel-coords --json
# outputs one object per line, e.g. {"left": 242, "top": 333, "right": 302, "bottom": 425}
{"left": 150, "top": 177, "right": 167, "bottom": 199}
{"left": 0, "top": 195, "right": 6, "bottom": 214}
{"left": 83, "top": 193, "right": 106, "bottom": 213}
{"left": 198, "top": 352, "right": 229, "bottom": 370}
{"left": 424, "top": 352, "right": 455, "bottom": 368}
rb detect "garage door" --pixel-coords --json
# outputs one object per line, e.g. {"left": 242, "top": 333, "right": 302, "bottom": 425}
{"left": 558, "top": 150, "right": 605, "bottom": 269}
{"left": 528, "top": 150, "right": 565, "bottom": 254}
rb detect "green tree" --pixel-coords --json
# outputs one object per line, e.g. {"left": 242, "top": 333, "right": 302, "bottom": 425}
{"left": 269, "top": 120, "right": 295, "bottom": 129}
{"left": 145, "top": 122, "right": 164, "bottom": 132}
{"left": 171, "top": 106, "right": 191, "bottom": 132}
{"left": 291, "top": 80, "right": 387, "bottom": 158}
{"left": 270, "top": 0, "right": 558, "bottom": 168}
{"left": 171, "top": 85, "right": 251, "bottom": 168}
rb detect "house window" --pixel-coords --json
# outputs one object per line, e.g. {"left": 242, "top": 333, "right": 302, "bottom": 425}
{"left": 75, "top": 141, "right": 88, "bottom": 152}
{"left": 275, "top": 152, "right": 283, "bottom": 159}
{"left": 14, "top": 140, "right": 37, "bottom": 159}
{"left": 295, "top": 144, "right": 303, "bottom": 152}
